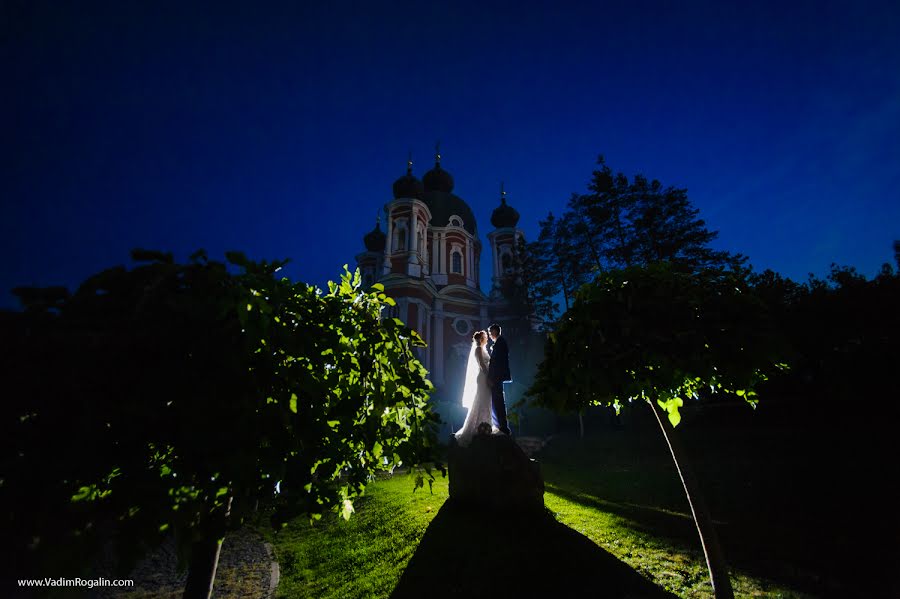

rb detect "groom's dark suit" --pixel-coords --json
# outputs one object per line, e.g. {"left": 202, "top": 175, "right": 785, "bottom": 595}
{"left": 488, "top": 335, "right": 512, "bottom": 435}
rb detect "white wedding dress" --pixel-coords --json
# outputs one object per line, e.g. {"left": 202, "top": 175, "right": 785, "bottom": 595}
{"left": 454, "top": 343, "right": 496, "bottom": 447}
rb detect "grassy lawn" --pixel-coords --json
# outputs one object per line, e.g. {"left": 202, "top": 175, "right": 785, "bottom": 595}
{"left": 264, "top": 409, "right": 898, "bottom": 598}
{"left": 263, "top": 474, "right": 449, "bottom": 599}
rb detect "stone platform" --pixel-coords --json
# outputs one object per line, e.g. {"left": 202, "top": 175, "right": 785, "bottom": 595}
{"left": 447, "top": 432, "right": 544, "bottom": 512}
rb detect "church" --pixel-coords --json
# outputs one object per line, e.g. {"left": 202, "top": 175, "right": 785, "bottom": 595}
{"left": 355, "top": 149, "right": 530, "bottom": 412}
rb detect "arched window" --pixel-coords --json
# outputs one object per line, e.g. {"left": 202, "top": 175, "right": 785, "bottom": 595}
{"left": 395, "top": 227, "right": 407, "bottom": 251}
{"left": 452, "top": 251, "right": 462, "bottom": 274}
{"left": 502, "top": 253, "right": 513, "bottom": 273}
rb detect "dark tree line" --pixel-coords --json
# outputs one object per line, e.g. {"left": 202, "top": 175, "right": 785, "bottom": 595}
{"left": 751, "top": 261, "right": 900, "bottom": 415}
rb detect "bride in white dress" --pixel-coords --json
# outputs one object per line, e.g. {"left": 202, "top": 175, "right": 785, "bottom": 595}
{"left": 454, "top": 330, "right": 496, "bottom": 447}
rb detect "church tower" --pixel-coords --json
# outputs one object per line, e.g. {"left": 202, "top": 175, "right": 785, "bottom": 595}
{"left": 487, "top": 182, "right": 523, "bottom": 300}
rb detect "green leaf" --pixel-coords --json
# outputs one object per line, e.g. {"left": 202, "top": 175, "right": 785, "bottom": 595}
{"left": 289, "top": 393, "right": 298, "bottom": 414}
{"left": 657, "top": 397, "right": 683, "bottom": 428}
{"left": 668, "top": 408, "right": 681, "bottom": 427}
{"left": 340, "top": 499, "right": 354, "bottom": 520}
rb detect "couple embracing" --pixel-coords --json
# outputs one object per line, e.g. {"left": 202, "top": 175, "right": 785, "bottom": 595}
{"left": 454, "top": 324, "right": 512, "bottom": 447}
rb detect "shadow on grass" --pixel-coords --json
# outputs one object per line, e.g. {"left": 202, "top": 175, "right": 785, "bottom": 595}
{"left": 545, "top": 482, "right": 701, "bottom": 549}
{"left": 390, "top": 500, "right": 676, "bottom": 599}
{"left": 545, "top": 476, "right": 899, "bottom": 598}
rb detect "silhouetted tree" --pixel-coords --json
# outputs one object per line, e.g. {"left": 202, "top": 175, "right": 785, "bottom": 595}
{"left": 529, "top": 155, "right": 744, "bottom": 326}
{"left": 506, "top": 235, "right": 557, "bottom": 327}
{"left": 630, "top": 174, "right": 743, "bottom": 270}
{"left": 522, "top": 212, "right": 590, "bottom": 323}
{"left": 756, "top": 260, "right": 900, "bottom": 417}
{"left": 568, "top": 156, "right": 638, "bottom": 269}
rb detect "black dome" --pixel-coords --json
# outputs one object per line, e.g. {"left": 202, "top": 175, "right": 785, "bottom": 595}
{"left": 423, "top": 163, "right": 454, "bottom": 193}
{"left": 491, "top": 196, "right": 520, "bottom": 228}
{"left": 392, "top": 172, "right": 423, "bottom": 200}
{"left": 422, "top": 190, "right": 477, "bottom": 234}
{"left": 363, "top": 222, "right": 386, "bottom": 252}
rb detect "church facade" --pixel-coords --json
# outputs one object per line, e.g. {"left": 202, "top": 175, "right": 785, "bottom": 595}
{"left": 355, "top": 151, "right": 527, "bottom": 405}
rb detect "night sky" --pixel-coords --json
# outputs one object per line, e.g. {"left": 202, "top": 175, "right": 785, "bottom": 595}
{"left": 4, "top": 1, "right": 899, "bottom": 309}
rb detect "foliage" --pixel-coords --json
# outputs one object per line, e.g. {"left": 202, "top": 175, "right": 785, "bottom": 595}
{"left": 569, "top": 158, "right": 637, "bottom": 270}
{"left": 514, "top": 211, "right": 588, "bottom": 326}
{"left": 0, "top": 251, "right": 439, "bottom": 580}
{"left": 752, "top": 261, "right": 900, "bottom": 410}
{"left": 519, "top": 156, "right": 745, "bottom": 327}
{"left": 527, "top": 262, "right": 786, "bottom": 426}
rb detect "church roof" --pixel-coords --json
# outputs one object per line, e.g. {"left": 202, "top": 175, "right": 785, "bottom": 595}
{"left": 392, "top": 158, "right": 424, "bottom": 200}
{"left": 423, "top": 163, "right": 454, "bottom": 194}
{"left": 423, "top": 189, "right": 477, "bottom": 234}
{"left": 491, "top": 195, "right": 520, "bottom": 228}
{"left": 419, "top": 151, "right": 477, "bottom": 234}
{"left": 363, "top": 221, "right": 386, "bottom": 252}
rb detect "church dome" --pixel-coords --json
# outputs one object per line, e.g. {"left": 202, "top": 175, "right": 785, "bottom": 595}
{"left": 392, "top": 172, "right": 423, "bottom": 200}
{"left": 422, "top": 190, "right": 477, "bottom": 234}
{"left": 363, "top": 221, "right": 386, "bottom": 252}
{"left": 491, "top": 195, "right": 520, "bottom": 228}
{"left": 423, "top": 163, "right": 455, "bottom": 193}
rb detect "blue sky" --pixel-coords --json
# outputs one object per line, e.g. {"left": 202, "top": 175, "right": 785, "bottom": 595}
{"left": 3, "top": 1, "right": 899, "bottom": 308}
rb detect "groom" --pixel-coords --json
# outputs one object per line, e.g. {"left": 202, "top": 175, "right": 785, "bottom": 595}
{"left": 487, "top": 323, "right": 512, "bottom": 435}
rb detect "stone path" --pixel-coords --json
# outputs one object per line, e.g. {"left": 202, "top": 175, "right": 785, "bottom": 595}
{"left": 90, "top": 527, "right": 278, "bottom": 599}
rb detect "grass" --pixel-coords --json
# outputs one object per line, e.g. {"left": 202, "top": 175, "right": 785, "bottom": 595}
{"left": 264, "top": 474, "right": 448, "bottom": 599}
{"left": 264, "top": 408, "right": 899, "bottom": 598}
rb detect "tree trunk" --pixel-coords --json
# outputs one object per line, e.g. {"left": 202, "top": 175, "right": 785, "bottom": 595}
{"left": 182, "top": 538, "right": 224, "bottom": 599}
{"left": 578, "top": 411, "right": 585, "bottom": 438}
{"left": 648, "top": 400, "right": 734, "bottom": 599}
{"left": 183, "top": 496, "right": 232, "bottom": 599}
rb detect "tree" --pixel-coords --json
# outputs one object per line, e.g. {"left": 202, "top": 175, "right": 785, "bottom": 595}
{"left": 527, "top": 263, "right": 786, "bottom": 598}
{"left": 511, "top": 212, "right": 588, "bottom": 329}
{"left": 629, "top": 174, "right": 743, "bottom": 271}
{"left": 0, "top": 250, "right": 439, "bottom": 597}
{"left": 509, "top": 235, "right": 558, "bottom": 327}
{"left": 755, "top": 261, "right": 900, "bottom": 418}
{"left": 526, "top": 155, "right": 744, "bottom": 327}
{"left": 568, "top": 156, "right": 638, "bottom": 270}
{"left": 546, "top": 212, "right": 591, "bottom": 312}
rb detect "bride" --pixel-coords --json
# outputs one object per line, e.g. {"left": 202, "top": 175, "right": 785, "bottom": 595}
{"left": 454, "top": 330, "right": 496, "bottom": 447}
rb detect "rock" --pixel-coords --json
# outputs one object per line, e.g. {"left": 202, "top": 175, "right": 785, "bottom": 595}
{"left": 515, "top": 435, "right": 551, "bottom": 457}
{"left": 447, "top": 432, "right": 544, "bottom": 512}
